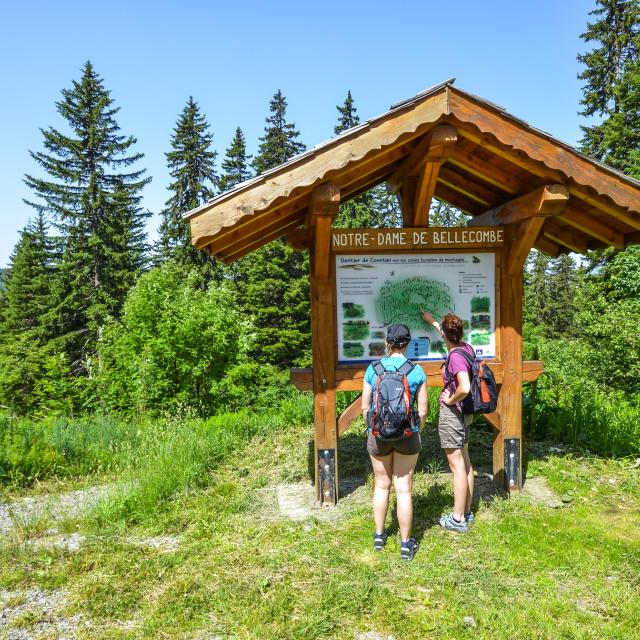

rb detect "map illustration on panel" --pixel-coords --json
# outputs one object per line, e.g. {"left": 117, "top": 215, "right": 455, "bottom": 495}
{"left": 336, "top": 253, "right": 496, "bottom": 362}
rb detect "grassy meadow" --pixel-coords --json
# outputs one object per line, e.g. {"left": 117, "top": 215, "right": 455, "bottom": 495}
{"left": 0, "top": 394, "right": 639, "bottom": 640}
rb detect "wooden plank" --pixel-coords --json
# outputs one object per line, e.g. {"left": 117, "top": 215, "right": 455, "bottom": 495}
{"left": 626, "top": 230, "right": 640, "bottom": 246}
{"left": 331, "top": 226, "right": 504, "bottom": 252}
{"left": 286, "top": 227, "right": 310, "bottom": 251}
{"left": 449, "top": 89, "right": 640, "bottom": 215}
{"left": 534, "top": 235, "right": 562, "bottom": 257}
{"left": 338, "top": 395, "right": 363, "bottom": 436}
{"left": 290, "top": 360, "right": 545, "bottom": 391}
{"left": 434, "top": 183, "right": 486, "bottom": 216}
{"left": 508, "top": 217, "right": 545, "bottom": 276}
{"left": 448, "top": 148, "right": 530, "bottom": 194}
{"left": 567, "top": 187, "right": 640, "bottom": 231}
{"left": 496, "top": 223, "right": 524, "bottom": 490}
{"left": 468, "top": 185, "right": 569, "bottom": 227}
{"left": 543, "top": 220, "right": 589, "bottom": 254}
{"left": 310, "top": 184, "right": 341, "bottom": 280}
{"left": 437, "top": 166, "right": 503, "bottom": 207}
{"left": 561, "top": 206, "right": 625, "bottom": 249}
{"left": 387, "top": 125, "right": 457, "bottom": 193}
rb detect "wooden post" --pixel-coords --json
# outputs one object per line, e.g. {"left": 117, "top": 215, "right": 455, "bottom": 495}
{"left": 495, "top": 223, "right": 524, "bottom": 490}
{"left": 309, "top": 183, "right": 340, "bottom": 506}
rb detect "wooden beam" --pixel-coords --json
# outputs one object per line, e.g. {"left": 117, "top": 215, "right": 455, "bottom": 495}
{"left": 309, "top": 183, "right": 340, "bottom": 506}
{"left": 398, "top": 176, "right": 417, "bottom": 227}
{"left": 290, "top": 360, "right": 545, "bottom": 391}
{"left": 448, "top": 148, "right": 530, "bottom": 194}
{"left": 508, "top": 217, "right": 545, "bottom": 276}
{"left": 434, "top": 183, "right": 486, "bottom": 216}
{"left": 468, "top": 185, "right": 569, "bottom": 227}
{"left": 286, "top": 227, "right": 310, "bottom": 251}
{"left": 534, "top": 235, "right": 562, "bottom": 257}
{"left": 543, "top": 220, "right": 589, "bottom": 254}
{"left": 413, "top": 161, "right": 440, "bottom": 226}
{"left": 567, "top": 188, "right": 640, "bottom": 231}
{"left": 387, "top": 125, "right": 458, "bottom": 193}
{"left": 437, "top": 166, "right": 503, "bottom": 207}
{"left": 338, "top": 395, "right": 363, "bottom": 436}
{"left": 561, "top": 206, "right": 625, "bottom": 249}
{"left": 626, "top": 230, "right": 640, "bottom": 246}
{"left": 497, "top": 224, "right": 524, "bottom": 491}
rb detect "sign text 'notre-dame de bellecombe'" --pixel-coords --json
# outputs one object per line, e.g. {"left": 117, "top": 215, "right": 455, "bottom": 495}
{"left": 331, "top": 227, "right": 504, "bottom": 252}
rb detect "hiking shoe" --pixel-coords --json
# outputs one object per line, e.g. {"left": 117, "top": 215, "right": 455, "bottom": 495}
{"left": 373, "top": 530, "right": 388, "bottom": 551}
{"left": 439, "top": 513, "right": 469, "bottom": 533}
{"left": 400, "top": 537, "right": 418, "bottom": 561}
{"left": 465, "top": 511, "right": 475, "bottom": 525}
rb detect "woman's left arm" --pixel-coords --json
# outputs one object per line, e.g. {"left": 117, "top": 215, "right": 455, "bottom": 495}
{"left": 443, "top": 371, "right": 471, "bottom": 405}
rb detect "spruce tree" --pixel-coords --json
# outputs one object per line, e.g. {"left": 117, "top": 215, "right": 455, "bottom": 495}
{"left": 334, "top": 90, "right": 358, "bottom": 135}
{"left": 0, "top": 212, "right": 56, "bottom": 340}
{"left": 252, "top": 90, "right": 305, "bottom": 175}
{"left": 157, "top": 97, "right": 218, "bottom": 266}
{"left": 578, "top": 0, "right": 640, "bottom": 171}
{"left": 218, "top": 127, "right": 252, "bottom": 192}
{"left": 24, "top": 61, "right": 150, "bottom": 371}
{"left": 429, "top": 200, "right": 468, "bottom": 227}
{"left": 234, "top": 91, "right": 310, "bottom": 367}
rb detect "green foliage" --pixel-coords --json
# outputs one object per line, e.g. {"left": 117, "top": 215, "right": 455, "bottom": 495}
{"left": 157, "top": 96, "right": 219, "bottom": 269}
{"left": 23, "top": 61, "right": 150, "bottom": 370}
{"left": 523, "top": 337, "right": 640, "bottom": 455}
{"left": 0, "top": 413, "right": 137, "bottom": 484}
{"left": 97, "top": 260, "right": 246, "bottom": 415}
{"left": 218, "top": 126, "right": 252, "bottom": 193}
{"left": 429, "top": 199, "right": 468, "bottom": 227}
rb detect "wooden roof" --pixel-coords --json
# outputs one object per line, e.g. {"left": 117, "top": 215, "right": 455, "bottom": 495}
{"left": 184, "top": 80, "right": 640, "bottom": 262}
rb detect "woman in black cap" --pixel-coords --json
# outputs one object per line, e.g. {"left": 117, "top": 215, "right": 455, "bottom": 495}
{"left": 361, "top": 323, "right": 427, "bottom": 560}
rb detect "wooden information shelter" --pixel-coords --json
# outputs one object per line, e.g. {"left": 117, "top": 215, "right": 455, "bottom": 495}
{"left": 184, "top": 80, "right": 640, "bottom": 506}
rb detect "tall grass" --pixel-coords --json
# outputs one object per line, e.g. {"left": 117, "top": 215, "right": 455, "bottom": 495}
{"left": 92, "top": 395, "right": 314, "bottom": 525}
{"left": 0, "top": 413, "right": 138, "bottom": 485}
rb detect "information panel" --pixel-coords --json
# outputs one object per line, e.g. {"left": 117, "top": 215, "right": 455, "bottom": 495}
{"left": 336, "top": 253, "right": 496, "bottom": 363}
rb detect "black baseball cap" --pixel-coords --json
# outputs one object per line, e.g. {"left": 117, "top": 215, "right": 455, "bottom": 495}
{"left": 386, "top": 324, "right": 411, "bottom": 345}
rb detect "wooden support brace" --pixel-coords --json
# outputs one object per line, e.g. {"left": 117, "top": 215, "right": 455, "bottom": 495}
{"left": 286, "top": 227, "right": 311, "bottom": 251}
{"left": 338, "top": 395, "right": 363, "bottom": 436}
{"left": 508, "top": 217, "right": 546, "bottom": 276}
{"left": 543, "top": 220, "right": 589, "bottom": 254}
{"left": 468, "top": 184, "right": 569, "bottom": 227}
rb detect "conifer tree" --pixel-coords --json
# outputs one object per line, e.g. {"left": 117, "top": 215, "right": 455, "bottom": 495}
{"left": 0, "top": 212, "right": 56, "bottom": 340}
{"left": 24, "top": 61, "right": 150, "bottom": 371}
{"left": 157, "top": 97, "right": 218, "bottom": 265}
{"left": 429, "top": 200, "right": 468, "bottom": 227}
{"left": 234, "top": 91, "right": 310, "bottom": 367}
{"left": 252, "top": 90, "right": 305, "bottom": 175}
{"left": 578, "top": 0, "right": 640, "bottom": 172}
{"left": 218, "top": 127, "right": 252, "bottom": 192}
{"left": 334, "top": 90, "right": 358, "bottom": 135}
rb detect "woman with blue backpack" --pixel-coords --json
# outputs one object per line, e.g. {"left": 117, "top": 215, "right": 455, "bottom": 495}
{"left": 361, "top": 323, "right": 427, "bottom": 560}
{"left": 422, "top": 310, "right": 475, "bottom": 533}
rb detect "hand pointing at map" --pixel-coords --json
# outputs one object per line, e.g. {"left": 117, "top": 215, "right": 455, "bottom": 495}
{"left": 421, "top": 309, "right": 436, "bottom": 325}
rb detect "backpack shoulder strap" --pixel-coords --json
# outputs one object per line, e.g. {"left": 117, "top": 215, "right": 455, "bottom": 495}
{"left": 397, "top": 360, "right": 415, "bottom": 376}
{"left": 454, "top": 348, "right": 476, "bottom": 368}
{"left": 372, "top": 361, "right": 386, "bottom": 376}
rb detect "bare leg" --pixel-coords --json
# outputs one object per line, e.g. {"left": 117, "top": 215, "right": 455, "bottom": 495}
{"left": 445, "top": 448, "right": 467, "bottom": 522}
{"left": 462, "top": 443, "right": 474, "bottom": 513}
{"left": 392, "top": 452, "right": 419, "bottom": 541}
{"left": 370, "top": 454, "right": 393, "bottom": 533}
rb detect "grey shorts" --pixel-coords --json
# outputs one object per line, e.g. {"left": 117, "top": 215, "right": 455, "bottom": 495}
{"left": 438, "top": 403, "right": 472, "bottom": 450}
{"left": 367, "top": 432, "right": 422, "bottom": 457}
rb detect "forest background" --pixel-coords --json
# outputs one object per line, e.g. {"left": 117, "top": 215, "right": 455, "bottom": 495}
{"left": 0, "top": 0, "right": 639, "bottom": 487}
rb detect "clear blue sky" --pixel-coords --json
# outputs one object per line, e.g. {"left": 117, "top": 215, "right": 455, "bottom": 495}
{"left": 0, "top": 0, "right": 596, "bottom": 267}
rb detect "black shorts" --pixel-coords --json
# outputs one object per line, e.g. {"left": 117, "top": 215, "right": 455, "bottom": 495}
{"left": 367, "top": 432, "right": 422, "bottom": 457}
